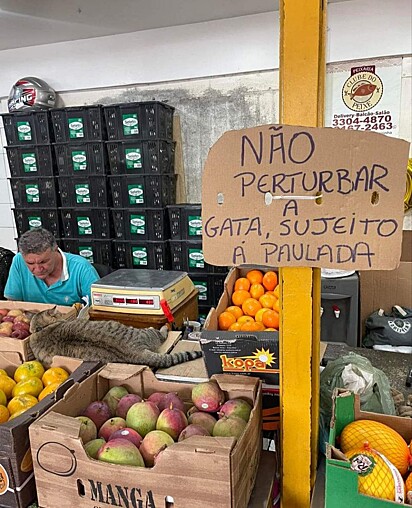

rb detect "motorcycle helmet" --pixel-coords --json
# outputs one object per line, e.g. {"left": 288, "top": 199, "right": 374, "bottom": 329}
{"left": 8, "top": 77, "right": 56, "bottom": 112}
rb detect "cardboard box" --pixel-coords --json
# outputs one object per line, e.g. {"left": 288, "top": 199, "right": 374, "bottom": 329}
{"left": 326, "top": 389, "right": 412, "bottom": 507}
{"left": 0, "top": 301, "right": 76, "bottom": 361}
{"left": 248, "top": 450, "right": 278, "bottom": 508}
{"left": 201, "top": 266, "right": 279, "bottom": 384}
{"left": 29, "top": 365, "right": 262, "bottom": 508}
{"left": 359, "top": 229, "right": 412, "bottom": 337}
{"left": 0, "top": 353, "right": 100, "bottom": 508}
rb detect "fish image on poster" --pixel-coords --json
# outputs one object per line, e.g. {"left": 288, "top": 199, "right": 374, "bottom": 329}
{"left": 342, "top": 65, "right": 383, "bottom": 112}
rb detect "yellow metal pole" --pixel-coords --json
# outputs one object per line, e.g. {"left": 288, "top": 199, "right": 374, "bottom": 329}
{"left": 278, "top": 1, "right": 326, "bottom": 507}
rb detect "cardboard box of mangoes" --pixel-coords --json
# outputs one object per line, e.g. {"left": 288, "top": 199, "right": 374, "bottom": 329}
{"left": 29, "top": 365, "right": 262, "bottom": 508}
{"left": 0, "top": 301, "right": 76, "bottom": 361}
{"left": 0, "top": 353, "right": 101, "bottom": 508}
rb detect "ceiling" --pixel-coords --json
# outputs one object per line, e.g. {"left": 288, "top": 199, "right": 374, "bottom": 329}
{"left": 0, "top": 0, "right": 351, "bottom": 52}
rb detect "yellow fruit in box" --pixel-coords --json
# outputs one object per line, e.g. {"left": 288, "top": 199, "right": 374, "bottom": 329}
{"left": 8, "top": 408, "right": 29, "bottom": 421}
{"left": 0, "top": 389, "right": 6, "bottom": 407}
{"left": 0, "top": 405, "right": 9, "bottom": 423}
{"left": 0, "top": 369, "right": 7, "bottom": 376}
{"left": 0, "top": 375, "right": 16, "bottom": 399}
{"left": 12, "top": 377, "right": 44, "bottom": 398}
{"left": 406, "top": 473, "right": 412, "bottom": 505}
{"left": 38, "top": 382, "right": 61, "bottom": 401}
{"left": 7, "top": 394, "right": 38, "bottom": 415}
{"left": 340, "top": 419, "right": 412, "bottom": 476}
{"left": 346, "top": 443, "right": 405, "bottom": 502}
{"left": 14, "top": 360, "right": 45, "bottom": 383}
{"left": 42, "top": 367, "right": 69, "bottom": 387}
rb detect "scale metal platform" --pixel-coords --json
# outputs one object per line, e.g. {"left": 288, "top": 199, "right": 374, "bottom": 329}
{"left": 91, "top": 269, "right": 196, "bottom": 315}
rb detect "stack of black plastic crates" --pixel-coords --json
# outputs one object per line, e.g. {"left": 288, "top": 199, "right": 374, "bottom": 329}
{"left": 167, "top": 204, "right": 228, "bottom": 320}
{"left": 50, "top": 105, "right": 113, "bottom": 266}
{"left": 2, "top": 110, "right": 62, "bottom": 241}
{"left": 103, "top": 101, "right": 176, "bottom": 270}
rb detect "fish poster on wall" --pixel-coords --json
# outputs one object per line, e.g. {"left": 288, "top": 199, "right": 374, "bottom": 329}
{"left": 325, "top": 58, "right": 402, "bottom": 138}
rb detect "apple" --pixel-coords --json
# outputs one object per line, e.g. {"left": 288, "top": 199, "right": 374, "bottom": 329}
{"left": 11, "top": 329, "right": 30, "bottom": 340}
{"left": 13, "top": 315, "right": 31, "bottom": 324}
{"left": 12, "top": 321, "right": 30, "bottom": 332}
{"left": 0, "top": 309, "right": 9, "bottom": 317}
{"left": 2, "top": 316, "right": 15, "bottom": 323}
{"left": 7, "top": 309, "right": 23, "bottom": 317}
{"left": 0, "top": 332, "right": 11, "bottom": 337}
{"left": 0, "top": 323, "right": 13, "bottom": 333}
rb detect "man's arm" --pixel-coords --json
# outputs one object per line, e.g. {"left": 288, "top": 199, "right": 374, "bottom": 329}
{"left": 4, "top": 254, "right": 24, "bottom": 301}
{"left": 79, "top": 262, "right": 100, "bottom": 304}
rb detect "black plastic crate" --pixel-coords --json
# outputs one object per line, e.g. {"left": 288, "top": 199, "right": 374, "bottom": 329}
{"left": 111, "top": 208, "right": 168, "bottom": 241}
{"left": 169, "top": 240, "right": 228, "bottom": 274}
{"left": 188, "top": 272, "right": 227, "bottom": 306}
{"left": 51, "top": 106, "right": 106, "bottom": 143}
{"left": 13, "top": 208, "right": 61, "bottom": 238}
{"left": 5, "top": 144, "right": 55, "bottom": 177}
{"left": 9, "top": 176, "right": 59, "bottom": 208}
{"left": 112, "top": 240, "right": 171, "bottom": 270}
{"left": 1, "top": 111, "right": 52, "bottom": 145}
{"left": 60, "top": 208, "right": 111, "bottom": 239}
{"left": 58, "top": 175, "right": 109, "bottom": 207}
{"left": 54, "top": 141, "right": 108, "bottom": 175}
{"left": 167, "top": 204, "right": 202, "bottom": 240}
{"left": 103, "top": 101, "right": 174, "bottom": 141}
{"left": 106, "top": 139, "right": 174, "bottom": 174}
{"left": 61, "top": 238, "right": 113, "bottom": 266}
{"left": 109, "top": 174, "right": 176, "bottom": 208}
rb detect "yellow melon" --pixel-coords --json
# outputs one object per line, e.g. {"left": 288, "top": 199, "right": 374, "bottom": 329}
{"left": 340, "top": 419, "right": 411, "bottom": 476}
{"left": 347, "top": 444, "right": 405, "bottom": 502}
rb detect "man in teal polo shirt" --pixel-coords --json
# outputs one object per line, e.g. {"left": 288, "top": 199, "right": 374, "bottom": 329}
{"left": 4, "top": 228, "right": 100, "bottom": 306}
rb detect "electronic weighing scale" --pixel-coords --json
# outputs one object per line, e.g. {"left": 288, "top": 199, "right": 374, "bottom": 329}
{"left": 91, "top": 269, "right": 196, "bottom": 315}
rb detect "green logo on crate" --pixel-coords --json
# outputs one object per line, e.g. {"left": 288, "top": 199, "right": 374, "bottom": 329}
{"left": 25, "top": 184, "right": 39, "bottom": 203}
{"left": 68, "top": 118, "right": 84, "bottom": 139}
{"left": 188, "top": 216, "right": 202, "bottom": 236}
{"left": 22, "top": 153, "right": 37, "bottom": 172}
{"left": 194, "top": 281, "right": 208, "bottom": 301}
{"left": 128, "top": 184, "right": 144, "bottom": 204}
{"left": 17, "top": 121, "right": 32, "bottom": 141}
{"left": 75, "top": 184, "right": 90, "bottom": 204}
{"left": 188, "top": 249, "right": 204, "bottom": 268}
{"left": 130, "top": 215, "right": 145, "bottom": 235}
{"left": 79, "top": 247, "right": 94, "bottom": 263}
{"left": 125, "top": 148, "right": 142, "bottom": 169}
{"left": 122, "top": 113, "right": 139, "bottom": 136}
{"left": 72, "top": 150, "right": 87, "bottom": 171}
{"left": 28, "top": 217, "right": 42, "bottom": 229}
{"left": 132, "top": 247, "right": 148, "bottom": 266}
{"left": 77, "top": 217, "right": 92, "bottom": 235}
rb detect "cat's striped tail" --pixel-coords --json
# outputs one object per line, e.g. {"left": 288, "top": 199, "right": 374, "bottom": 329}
{"left": 138, "top": 349, "right": 203, "bottom": 368}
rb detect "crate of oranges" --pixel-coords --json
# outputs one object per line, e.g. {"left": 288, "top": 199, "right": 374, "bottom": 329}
{"left": 200, "top": 267, "right": 279, "bottom": 385}
{"left": 0, "top": 353, "right": 100, "bottom": 508}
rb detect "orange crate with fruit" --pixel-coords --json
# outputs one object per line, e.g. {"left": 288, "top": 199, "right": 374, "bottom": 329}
{"left": 0, "top": 354, "right": 100, "bottom": 508}
{"left": 201, "top": 266, "right": 279, "bottom": 385}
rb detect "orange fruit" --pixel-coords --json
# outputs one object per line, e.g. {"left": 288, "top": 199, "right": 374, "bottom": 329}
{"left": 242, "top": 298, "right": 262, "bottom": 317}
{"left": 262, "top": 271, "right": 278, "bottom": 291}
{"left": 249, "top": 283, "right": 265, "bottom": 300}
{"left": 42, "top": 367, "right": 69, "bottom": 387}
{"left": 14, "top": 361, "right": 45, "bottom": 383}
{"left": 262, "top": 310, "right": 280, "bottom": 329}
{"left": 8, "top": 408, "right": 28, "bottom": 421}
{"left": 7, "top": 394, "right": 38, "bottom": 415}
{"left": 273, "top": 285, "right": 280, "bottom": 298}
{"left": 225, "top": 305, "right": 244, "bottom": 321}
{"left": 255, "top": 308, "right": 270, "bottom": 323}
{"left": 228, "top": 322, "right": 242, "bottom": 331}
{"left": 0, "top": 376, "right": 16, "bottom": 399}
{"left": 0, "top": 369, "right": 8, "bottom": 376}
{"left": 237, "top": 315, "right": 254, "bottom": 325}
{"left": 234, "top": 277, "right": 251, "bottom": 291}
{"left": 12, "top": 377, "right": 43, "bottom": 398}
{"left": 264, "top": 328, "right": 277, "bottom": 331}
{"left": 241, "top": 321, "right": 265, "bottom": 332}
{"left": 232, "top": 290, "right": 251, "bottom": 306}
{"left": 273, "top": 298, "right": 280, "bottom": 312}
{"left": 38, "top": 382, "right": 61, "bottom": 401}
{"left": 0, "top": 389, "right": 6, "bottom": 407}
{"left": 246, "top": 269, "right": 264, "bottom": 285}
{"left": 259, "top": 293, "right": 277, "bottom": 309}
{"left": 218, "top": 311, "right": 236, "bottom": 330}
{"left": 0, "top": 405, "right": 9, "bottom": 423}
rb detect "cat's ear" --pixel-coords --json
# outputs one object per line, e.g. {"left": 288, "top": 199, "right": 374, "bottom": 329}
{"left": 48, "top": 306, "right": 59, "bottom": 316}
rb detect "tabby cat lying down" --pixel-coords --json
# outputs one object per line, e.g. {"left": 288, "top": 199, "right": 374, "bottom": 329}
{"left": 29, "top": 307, "right": 202, "bottom": 369}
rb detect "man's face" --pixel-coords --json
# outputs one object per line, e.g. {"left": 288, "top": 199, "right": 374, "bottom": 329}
{"left": 22, "top": 248, "right": 59, "bottom": 279}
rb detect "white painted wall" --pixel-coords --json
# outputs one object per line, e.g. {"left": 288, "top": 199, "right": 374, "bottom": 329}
{"left": 0, "top": 0, "right": 411, "bottom": 251}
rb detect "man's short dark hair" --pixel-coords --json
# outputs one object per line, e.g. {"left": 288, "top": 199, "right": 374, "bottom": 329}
{"left": 18, "top": 228, "right": 57, "bottom": 255}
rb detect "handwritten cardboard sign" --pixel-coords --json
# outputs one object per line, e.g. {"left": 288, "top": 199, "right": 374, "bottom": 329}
{"left": 202, "top": 124, "right": 410, "bottom": 270}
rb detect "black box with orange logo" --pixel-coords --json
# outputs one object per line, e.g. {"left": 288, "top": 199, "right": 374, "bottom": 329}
{"left": 0, "top": 354, "right": 100, "bottom": 508}
{"left": 200, "top": 266, "right": 279, "bottom": 385}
